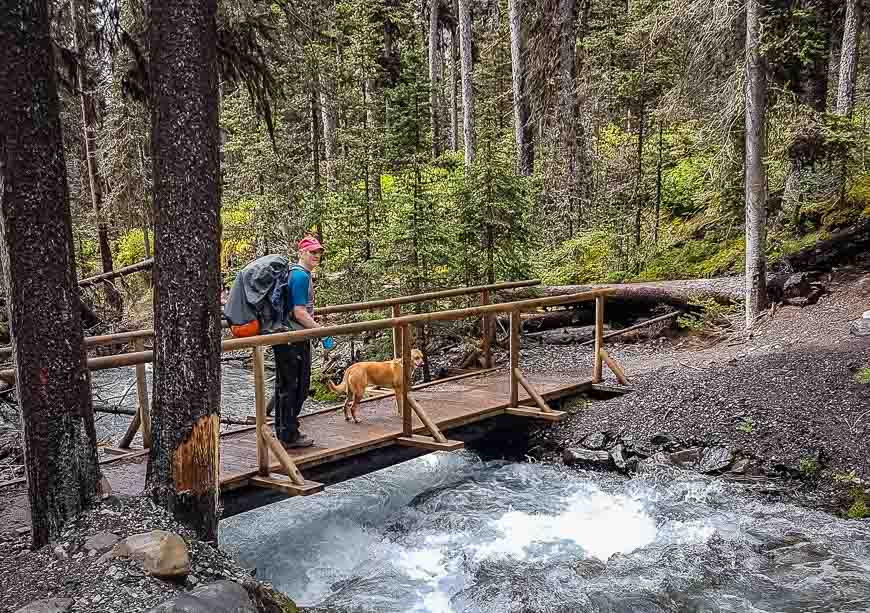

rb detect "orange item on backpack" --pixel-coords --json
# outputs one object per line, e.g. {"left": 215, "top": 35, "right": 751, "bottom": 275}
{"left": 230, "top": 319, "right": 260, "bottom": 338}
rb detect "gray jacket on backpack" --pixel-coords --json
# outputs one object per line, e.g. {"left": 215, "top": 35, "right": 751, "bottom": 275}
{"left": 223, "top": 254, "right": 289, "bottom": 334}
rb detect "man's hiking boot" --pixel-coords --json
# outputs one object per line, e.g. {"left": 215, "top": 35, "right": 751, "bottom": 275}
{"left": 282, "top": 433, "right": 315, "bottom": 449}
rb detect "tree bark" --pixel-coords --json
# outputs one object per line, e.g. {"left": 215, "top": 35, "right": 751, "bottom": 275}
{"left": 558, "top": 0, "right": 579, "bottom": 215}
{"left": 458, "top": 0, "right": 475, "bottom": 171}
{"left": 147, "top": 0, "right": 222, "bottom": 543}
{"left": 837, "top": 0, "right": 862, "bottom": 116}
{"left": 310, "top": 61, "right": 324, "bottom": 243}
{"left": 70, "top": 0, "right": 121, "bottom": 312}
{"left": 448, "top": 15, "right": 460, "bottom": 152}
{"left": 633, "top": 102, "right": 645, "bottom": 251}
{"left": 320, "top": 68, "right": 338, "bottom": 192}
{"left": 0, "top": 0, "right": 101, "bottom": 549}
{"left": 654, "top": 122, "right": 663, "bottom": 244}
{"left": 509, "top": 0, "right": 534, "bottom": 176}
{"left": 429, "top": 0, "right": 442, "bottom": 158}
{"left": 744, "top": 0, "right": 768, "bottom": 327}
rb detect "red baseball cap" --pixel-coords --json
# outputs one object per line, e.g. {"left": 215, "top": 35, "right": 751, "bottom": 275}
{"left": 298, "top": 236, "right": 324, "bottom": 253}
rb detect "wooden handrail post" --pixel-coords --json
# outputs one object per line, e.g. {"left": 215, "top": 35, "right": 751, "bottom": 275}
{"left": 401, "top": 324, "right": 412, "bottom": 435}
{"left": 593, "top": 295, "right": 605, "bottom": 382}
{"left": 509, "top": 308, "right": 520, "bottom": 407}
{"left": 480, "top": 289, "right": 492, "bottom": 368}
{"left": 253, "top": 346, "right": 269, "bottom": 476}
{"left": 392, "top": 304, "right": 402, "bottom": 359}
{"left": 134, "top": 338, "right": 151, "bottom": 448}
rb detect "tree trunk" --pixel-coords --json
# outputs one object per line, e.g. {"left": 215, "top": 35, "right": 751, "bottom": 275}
{"left": 0, "top": 0, "right": 101, "bottom": 549}
{"left": 509, "top": 0, "right": 534, "bottom": 176}
{"left": 558, "top": 0, "right": 578, "bottom": 214}
{"left": 634, "top": 102, "right": 645, "bottom": 251}
{"left": 429, "top": 0, "right": 442, "bottom": 158}
{"left": 837, "top": 0, "right": 862, "bottom": 116}
{"left": 458, "top": 0, "right": 475, "bottom": 171}
{"left": 70, "top": 0, "right": 121, "bottom": 312}
{"left": 310, "top": 62, "right": 324, "bottom": 243}
{"left": 147, "top": 0, "right": 222, "bottom": 543}
{"left": 448, "top": 18, "right": 459, "bottom": 152}
{"left": 363, "top": 78, "right": 375, "bottom": 260}
{"left": 654, "top": 122, "right": 663, "bottom": 244}
{"left": 744, "top": 0, "right": 768, "bottom": 327}
{"left": 365, "top": 77, "right": 382, "bottom": 204}
{"left": 320, "top": 70, "right": 338, "bottom": 192}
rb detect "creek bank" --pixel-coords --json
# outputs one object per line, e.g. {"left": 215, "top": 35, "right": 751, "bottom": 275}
{"left": 527, "top": 342, "right": 870, "bottom": 518}
{"left": 0, "top": 495, "right": 298, "bottom": 613}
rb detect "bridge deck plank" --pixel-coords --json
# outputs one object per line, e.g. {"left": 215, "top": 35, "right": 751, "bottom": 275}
{"left": 0, "top": 368, "right": 591, "bottom": 531}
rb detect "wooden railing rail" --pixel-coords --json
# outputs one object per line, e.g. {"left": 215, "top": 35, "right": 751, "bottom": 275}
{"left": 0, "top": 287, "right": 628, "bottom": 495}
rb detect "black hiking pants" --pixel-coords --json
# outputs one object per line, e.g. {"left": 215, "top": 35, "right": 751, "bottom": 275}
{"left": 273, "top": 340, "right": 311, "bottom": 443}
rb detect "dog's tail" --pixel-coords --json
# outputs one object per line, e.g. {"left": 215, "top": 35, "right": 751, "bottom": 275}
{"left": 327, "top": 375, "right": 347, "bottom": 395}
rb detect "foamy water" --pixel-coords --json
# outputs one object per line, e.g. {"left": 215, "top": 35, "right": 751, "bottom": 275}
{"left": 221, "top": 451, "right": 870, "bottom": 613}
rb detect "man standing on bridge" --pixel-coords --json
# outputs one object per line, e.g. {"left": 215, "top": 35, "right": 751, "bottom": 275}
{"left": 274, "top": 236, "right": 325, "bottom": 449}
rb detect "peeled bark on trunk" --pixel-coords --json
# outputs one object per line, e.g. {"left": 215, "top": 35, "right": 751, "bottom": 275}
{"left": 458, "top": 0, "right": 475, "bottom": 171}
{"left": 70, "top": 0, "right": 121, "bottom": 312}
{"left": 744, "top": 0, "right": 768, "bottom": 327}
{"left": 838, "top": 2, "right": 862, "bottom": 112}
{"left": 509, "top": 0, "right": 533, "bottom": 176}
{"left": 429, "top": 0, "right": 442, "bottom": 158}
{"left": 147, "top": 0, "right": 222, "bottom": 543}
{"left": 0, "top": 0, "right": 101, "bottom": 549}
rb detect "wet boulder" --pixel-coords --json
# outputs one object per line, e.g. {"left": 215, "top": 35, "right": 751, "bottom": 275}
{"left": 14, "top": 599, "right": 74, "bottom": 613}
{"left": 699, "top": 447, "right": 733, "bottom": 474}
{"left": 563, "top": 448, "right": 612, "bottom": 469}
{"left": 145, "top": 580, "right": 256, "bottom": 613}
{"left": 581, "top": 431, "right": 608, "bottom": 450}
{"left": 850, "top": 319, "right": 870, "bottom": 337}
{"left": 650, "top": 432, "right": 674, "bottom": 447}
{"left": 669, "top": 447, "right": 702, "bottom": 468}
{"left": 609, "top": 444, "right": 627, "bottom": 471}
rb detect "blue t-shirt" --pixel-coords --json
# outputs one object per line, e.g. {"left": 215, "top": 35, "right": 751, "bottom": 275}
{"left": 288, "top": 266, "right": 314, "bottom": 325}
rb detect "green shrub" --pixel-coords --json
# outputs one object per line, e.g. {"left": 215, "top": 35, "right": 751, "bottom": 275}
{"left": 854, "top": 368, "right": 870, "bottom": 384}
{"left": 113, "top": 229, "right": 153, "bottom": 268}
{"left": 533, "top": 232, "right": 612, "bottom": 285}
{"left": 736, "top": 416, "right": 755, "bottom": 434}
{"left": 677, "top": 297, "right": 736, "bottom": 332}
{"left": 847, "top": 487, "right": 868, "bottom": 519}
{"left": 799, "top": 457, "right": 820, "bottom": 479}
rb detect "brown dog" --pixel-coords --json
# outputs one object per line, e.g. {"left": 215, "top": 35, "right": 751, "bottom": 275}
{"left": 328, "top": 349, "right": 425, "bottom": 423}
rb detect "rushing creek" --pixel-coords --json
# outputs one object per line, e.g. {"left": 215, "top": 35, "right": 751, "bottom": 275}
{"left": 220, "top": 450, "right": 870, "bottom": 613}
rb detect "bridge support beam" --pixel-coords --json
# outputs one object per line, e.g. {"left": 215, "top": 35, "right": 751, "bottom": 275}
{"left": 599, "top": 349, "right": 630, "bottom": 385}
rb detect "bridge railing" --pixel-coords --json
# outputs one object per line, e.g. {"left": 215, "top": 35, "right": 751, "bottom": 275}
{"left": 0, "top": 278, "right": 540, "bottom": 450}
{"left": 217, "top": 287, "right": 623, "bottom": 492}
{"left": 0, "top": 285, "right": 629, "bottom": 495}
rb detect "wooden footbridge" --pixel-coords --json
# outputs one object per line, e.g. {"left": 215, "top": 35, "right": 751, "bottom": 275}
{"left": 0, "top": 280, "right": 629, "bottom": 524}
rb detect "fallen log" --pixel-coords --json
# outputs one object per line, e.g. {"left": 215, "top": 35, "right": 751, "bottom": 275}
{"left": 578, "top": 311, "right": 682, "bottom": 346}
{"left": 498, "top": 274, "right": 814, "bottom": 311}
{"left": 505, "top": 278, "right": 746, "bottom": 308}
{"left": 79, "top": 257, "right": 153, "bottom": 286}
{"left": 777, "top": 219, "right": 870, "bottom": 272}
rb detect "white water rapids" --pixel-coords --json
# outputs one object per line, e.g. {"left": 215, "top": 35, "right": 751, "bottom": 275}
{"left": 221, "top": 451, "right": 870, "bottom": 613}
